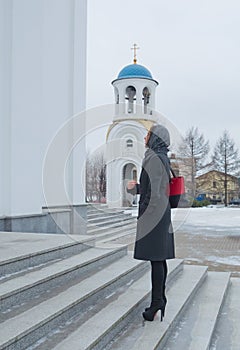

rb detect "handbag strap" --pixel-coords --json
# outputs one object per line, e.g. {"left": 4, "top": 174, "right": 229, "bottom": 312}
{"left": 157, "top": 153, "right": 176, "bottom": 180}
{"left": 170, "top": 167, "right": 177, "bottom": 178}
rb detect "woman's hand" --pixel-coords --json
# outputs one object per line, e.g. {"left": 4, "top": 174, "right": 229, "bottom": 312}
{"left": 127, "top": 180, "right": 137, "bottom": 190}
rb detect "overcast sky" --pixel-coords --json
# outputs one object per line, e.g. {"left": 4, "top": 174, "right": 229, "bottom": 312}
{"left": 86, "top": 0, "right": 240, "bottom": 152}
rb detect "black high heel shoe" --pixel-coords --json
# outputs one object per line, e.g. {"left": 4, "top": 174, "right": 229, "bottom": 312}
{"left": 145, "top": 296, "right": 167, "bottom": 312}
{"left": 142, "top": 303, "right": 165, "bottom": 322}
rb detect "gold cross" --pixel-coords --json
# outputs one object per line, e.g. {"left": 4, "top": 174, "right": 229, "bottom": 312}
{"left": 131, "top": 43, "right": 139, "bottom": 64}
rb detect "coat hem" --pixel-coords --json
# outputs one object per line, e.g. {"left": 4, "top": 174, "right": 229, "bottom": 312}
{"left": 134, "top": 255, "right": 175, "bottom": 261}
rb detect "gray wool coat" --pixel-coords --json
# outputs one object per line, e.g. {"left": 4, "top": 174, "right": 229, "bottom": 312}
{"left": 128, "top": 151, "right": 175, "bottom": 261}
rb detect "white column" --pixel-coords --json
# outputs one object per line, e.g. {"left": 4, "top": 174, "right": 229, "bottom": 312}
{"left": 114, "top": 87, "right": 119, "bottom": 116}
{"left": 72, "top": 0, "right": 87, "bottom": 205}
{"left": 136, "top": 88, "right": 142, "bottom": 116}
{"left": 0, "top": 0, "right": 12, "bottom": 216}
{"left": 119, "top": 89, "right": 125, "bottom": 116}
{"left": 10, "top": 0, "right": 45, "bottom": 215}
{"left": 149, "top": 84, "right": 156, "bottom": 111}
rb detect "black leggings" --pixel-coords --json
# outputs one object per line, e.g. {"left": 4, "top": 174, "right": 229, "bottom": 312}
{"left": 150, "top": 260, "right": 168, "bottom": 303}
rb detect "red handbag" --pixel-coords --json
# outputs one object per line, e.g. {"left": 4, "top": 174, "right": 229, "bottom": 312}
{"left": 169, "top": 168, "right": 185, "bottom": 208}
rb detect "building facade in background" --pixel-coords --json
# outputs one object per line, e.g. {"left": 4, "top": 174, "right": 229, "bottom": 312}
{"left": 196, "top": 170, "right": 240, "bottom": 204}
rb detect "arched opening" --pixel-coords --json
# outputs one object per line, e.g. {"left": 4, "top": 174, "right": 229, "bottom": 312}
{"left": 125, "top": 86, "right": 136, "bottom": 114}
{"left": 122, "top": 163, "right": 137, "bottom": 206}
{"left": 142, "top": 87, "right": 150, "bottom": 114}
{"left": 132, "top": 169, "right": 137, "bottom": 181}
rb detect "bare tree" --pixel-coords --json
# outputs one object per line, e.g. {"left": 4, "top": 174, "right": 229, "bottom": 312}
{"left": 178, "top": 127, "right": 210, "bottom": 198}
{"left": 85, "top": 151, "right": 94, "bottom": 202}
{"left": 212, "top": 130, "right": 239, "bottom": 206}
{"left": 86, "top": 151, "right": 106, "bottom": 203}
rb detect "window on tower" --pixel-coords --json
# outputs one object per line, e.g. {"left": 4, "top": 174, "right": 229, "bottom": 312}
{"left": 126, "top": 139, "right": 133, "bottom": 148}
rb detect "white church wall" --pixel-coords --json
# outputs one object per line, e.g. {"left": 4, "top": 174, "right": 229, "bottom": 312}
{"left": 106, "top": 120, "right": 146, "bottom": 207}
{"left": 0, "top": 0, "right": 87, "bottom": 217}
{"left": 106, "top": 122, "right": 146, "bottom": 160}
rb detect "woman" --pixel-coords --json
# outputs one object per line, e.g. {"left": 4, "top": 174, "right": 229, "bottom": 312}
{"left": 127, "top": 124, "right": 175, "bottom": 322}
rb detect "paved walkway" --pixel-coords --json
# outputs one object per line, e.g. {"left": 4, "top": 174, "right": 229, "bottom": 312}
{"left": 175, "top": 231, "right": 240, "bottom": 276}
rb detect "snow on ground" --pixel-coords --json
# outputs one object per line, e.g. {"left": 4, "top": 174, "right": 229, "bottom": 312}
{"left": 126, "top": 206, "right": 240, "bottom": 235}
{"left": 172, "top": 207, "right": 240, "bottom": 234}
{"left": 207, "top": 255, "right": 240, "bottom": 266}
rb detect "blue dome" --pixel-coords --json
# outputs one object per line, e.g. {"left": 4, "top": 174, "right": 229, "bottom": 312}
{"left": 117, "top": 64, "right": 153, "bottom": 79}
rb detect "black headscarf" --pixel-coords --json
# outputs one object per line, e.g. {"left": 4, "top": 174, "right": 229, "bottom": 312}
{"left": 143, "top": 124, "right": 170, "bottom": 167}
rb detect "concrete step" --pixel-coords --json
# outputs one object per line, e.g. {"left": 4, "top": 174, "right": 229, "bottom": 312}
{"left": 87, "top": 215, "right": 134, "bottom": 229}
{"left": 87, "top": 217, "right": 135, "bottom": 235}
{"left": 0, "top": 254, "right": 148, "bottom": 350}
{"left": 87, "top": 205, "right": 122, "bottom": 215}
{"left": 89, "top": 221, "right": 136, "bottom": 241}
{"left": 209, "top": 277, "right": 240, "bottom": 350}
{"left": 96, "top": 227, "right": 136, "bottom": 244}
{"left": 51, "top": 259, "right": 184, "bottom": 350}
{"left": 87, "top": 210, "right": 125, "bottom": 219}
{"left": 108, "top": 264, "right": 208, "bottom": 350}
{"left": 0, "top": 245, "right": 127, "bottom": 316}
{"left": 161, "top": 271, "right": 230, "bottom": 350}
{"left": 0, "top": 234, "right": 95, "bottom": 280}
{"left": 88, "top": 212, "right": 131, "bottom": 224}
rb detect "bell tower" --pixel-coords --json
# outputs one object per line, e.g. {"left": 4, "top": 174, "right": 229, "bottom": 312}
{"left": 106, "top": 45, "right": 159, "bottom": 207}
{"left": 111, "top": 44, "right": 159, "bottom": 121}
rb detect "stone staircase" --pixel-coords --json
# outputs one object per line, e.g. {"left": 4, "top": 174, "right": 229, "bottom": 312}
{"left": 0, "top": 205, "right": 239, "bottom": 350}
{"left": 86, "top": 205, "right": 137, "bottom": 243}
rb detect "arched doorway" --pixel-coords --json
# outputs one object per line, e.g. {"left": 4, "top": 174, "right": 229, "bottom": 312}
{"left": 122, "top": 163, "right": 137, "bottom": 206}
